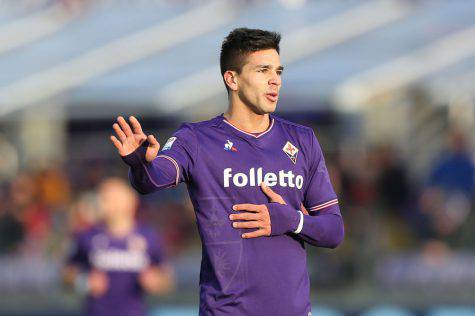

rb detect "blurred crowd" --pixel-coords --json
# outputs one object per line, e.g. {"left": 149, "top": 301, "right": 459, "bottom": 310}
{"left": 0, "top": 125, "right": 473, "bottom": 295}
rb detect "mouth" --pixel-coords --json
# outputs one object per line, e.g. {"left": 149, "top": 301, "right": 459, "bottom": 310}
{"left": 265, "top": 92, "right": 278, "bottom": 103}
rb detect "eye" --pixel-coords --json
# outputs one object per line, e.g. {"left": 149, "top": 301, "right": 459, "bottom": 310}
{"left": 258, "top": 68, "right": 268, "bottom": 73}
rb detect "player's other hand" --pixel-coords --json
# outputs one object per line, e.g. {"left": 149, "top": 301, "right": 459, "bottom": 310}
{"left": 230, "top": 183, "right": 309, "bottom": 238}
{"left": 110, "top": 116, "right": 160, "bottom": 162}
{"left": 228, "top": 183, "right": 282, "bottom": 238}
{"left": 88, "top": 269, "right": 108, "bottom": 297}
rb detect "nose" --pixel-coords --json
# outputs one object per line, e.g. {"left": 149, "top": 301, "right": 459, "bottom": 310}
{"left": 269, "top": 70, "right": 281, "bottom": 87}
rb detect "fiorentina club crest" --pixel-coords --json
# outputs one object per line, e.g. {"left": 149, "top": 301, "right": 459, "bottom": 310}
{"left": 282, "top": 141, "right": 299, "bottom": 164}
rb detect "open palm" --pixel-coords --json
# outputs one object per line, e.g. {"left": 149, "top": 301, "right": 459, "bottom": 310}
{"left": 110, "top": 116, "right": 160, "bottom": 162}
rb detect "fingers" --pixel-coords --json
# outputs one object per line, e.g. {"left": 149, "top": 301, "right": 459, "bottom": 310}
{"left": 110, "top": 135, "right": 123, "bottom": 151}
{"left": 117, "top": 116, "right": 133, "bottom": 137}
{"left": 145, "top": 135, "right": 160, "bottom": 162}
{"left": 242, "top": 229, "right": 267, "bottom": 239}
{"left": 129, "top": 116, "right": 144, "bottom": 135}
{"left": 229, "top": 212, "right": 259, "bottom": 221}
{"left": 230, "top": 204, "right": 271, "bottom": 238}
{"left": 113, "top": 123, "right": 126, "bottom": 141}
{"left": 233, "top": 204, "right": 262, "bottom": 213}
{"left": 232, "top": 221, "right": 261, "bottom": 229}
{"left": 260, "top": 183, "right": 286, "bottom": 205}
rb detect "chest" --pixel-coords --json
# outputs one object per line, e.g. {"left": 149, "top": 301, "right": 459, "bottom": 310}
{"left": 87, "top": 233, "right": 150, "bottom": 272}
{"left": 193, "top": 132, "right": 309, "bottom": 204}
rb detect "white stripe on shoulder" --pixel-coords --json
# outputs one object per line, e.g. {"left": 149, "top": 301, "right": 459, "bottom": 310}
{"left": 157, "top": 155, "right": 180, "bottom": 186}
{"left": 308, "top": 199, "right": 338, "bottom": 212}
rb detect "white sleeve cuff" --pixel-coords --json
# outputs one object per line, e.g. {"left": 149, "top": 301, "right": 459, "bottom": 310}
{"left": 293, "top": 211, "right": 304, "bottom": 234}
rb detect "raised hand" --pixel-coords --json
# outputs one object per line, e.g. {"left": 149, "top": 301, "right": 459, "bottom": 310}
{"left": 110, "top": 116, "right": 160, "bottom": 162}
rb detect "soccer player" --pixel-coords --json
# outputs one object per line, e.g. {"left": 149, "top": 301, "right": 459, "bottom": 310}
{"left": 63, "top": 177, "right": 174, "bottom": 316}
{"left": 111, "top": 28, "right": 344, "bottom": 315}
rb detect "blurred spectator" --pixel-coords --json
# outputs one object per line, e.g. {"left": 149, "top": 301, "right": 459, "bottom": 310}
{"left": 375, "top": 143, "right": 412, "bottom": 215}
{"left": 428, "top": 130, "right": 474, "bottom": 197}
{"left": 9, "top": 173, "right": 51, "bottom": 255}
{"left": 63, "top": 177, "right": 174, "bottom": 316}
{"left": 417, "top": 130, "right": 475, "bottom": 245}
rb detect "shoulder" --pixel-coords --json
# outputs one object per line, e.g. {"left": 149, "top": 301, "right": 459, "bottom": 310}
{"left": 272, "top": 115, "right": 317, "bottom": 147}
{"left": 135, "top": 224, "right": 161, "bottom": 244}
{"left": 272, "top": 115, "right": 314, "bottom": 136}
{"left": 73, "top": 225, "right": 102, "bottom": 246}
{"left": 185, "top": 115, "right": 221, "bottom": 131}
{"left": 173, "top": 116, "right": 220, "bottom": 137}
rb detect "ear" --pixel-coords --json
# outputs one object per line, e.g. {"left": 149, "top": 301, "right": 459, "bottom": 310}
{"left": 223, "top": 70, "right": 238, "bottom": 91}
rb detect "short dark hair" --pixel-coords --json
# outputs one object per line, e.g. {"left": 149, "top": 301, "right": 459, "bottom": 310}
{"left": 220, "top": 28, "right": 281, "bottom": 81}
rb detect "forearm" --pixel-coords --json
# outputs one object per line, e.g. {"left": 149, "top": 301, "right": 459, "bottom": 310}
{"left": 122, "top": 143, "right": 178, "bottom": 194}
{"left": 298, "top": 205, "right": 344, "bottom": 248}
{"left": 140, "top": 265, "right": 175, "bottom": 295}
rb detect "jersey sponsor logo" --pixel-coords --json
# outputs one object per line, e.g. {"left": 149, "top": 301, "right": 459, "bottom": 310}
{"left": 162, "top": 136, "right": 177, "bottom": 151}
{"left": 90, "top": 249, "right": 150, "bottom": 272}
{"left": 224, "top": 140, "right": 237, "bottom": 152}
{"left": 224, "top": 167, "right": 304, "bottom": 189}
{"left": 283, "top": 141, "right": 299, "bottom": 164}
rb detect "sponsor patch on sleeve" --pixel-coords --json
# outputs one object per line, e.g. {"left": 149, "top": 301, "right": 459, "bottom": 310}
{"left": 162, "top": 137, "right": 177, "bottom": 151}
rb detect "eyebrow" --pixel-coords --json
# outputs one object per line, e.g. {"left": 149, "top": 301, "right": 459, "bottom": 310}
{"left": 255, "top": 64, "right": 285, "bottom": 71}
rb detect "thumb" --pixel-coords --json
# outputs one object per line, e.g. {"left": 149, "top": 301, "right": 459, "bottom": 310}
{"left": 260, "top": 183, "right": 286, "bottom": 205}
{"left": 147, "top": 134, "right": 160, "bottom": 149}
{"left": 145, "top": 135, "right": 160, "bottom": 162}
{"left": 300, "top": 203, "right": 309, "bottom": 215}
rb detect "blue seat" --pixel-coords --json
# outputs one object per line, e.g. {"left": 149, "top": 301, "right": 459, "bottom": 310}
{"left": 150, "top": 306, "right": 197, "bottom": 316}
{"left": 362, "top": 305, "right": 414, "bottom": 316}
{"left": 428, "top": 306, "right": 475, "bottom": 316}
{"left": 311, "top": 305, "right": 344, "bottom": 316}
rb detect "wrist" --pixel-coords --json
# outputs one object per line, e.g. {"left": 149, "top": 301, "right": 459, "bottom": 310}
{"left": 121, "top": 140, "right": 149, "bottom": 166}
{"left": 266, "top": 203, "right": 300, "bottom": 236}
{"left": 293, "top": 211, "right": 304, "bottom": 234}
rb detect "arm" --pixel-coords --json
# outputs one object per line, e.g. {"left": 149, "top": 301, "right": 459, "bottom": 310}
{"left": 63, "top": 234, "right": 109, "bottom": 297}
{"left": 298, "top": 129, "right": 344, "bottom": 248}
{"left": 139, "top": 264, "right": 175, "bottom": 295}
{"left": 230, "top": 130, "right": 344, "bottom": 248}
{"left": 230, "top": 183, "right": 343, "bottom": 248}
{"left": 111, "top": 116, "right": 195, "bottom": 194}
{"left": 121, "top": 141, "right": 180, "bottom": 195}
{"left": 230, "top": 185, "right": 343, "bottom": 248}
{"left": 296, "top": 204, "right": 344, "bottom": 248}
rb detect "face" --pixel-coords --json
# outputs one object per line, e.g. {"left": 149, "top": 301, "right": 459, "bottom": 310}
{"left": 98, "top": 179, "right": 136, "bottom": 223}
{"left": 230, "top": 49, "right": 283, "bottom": 114}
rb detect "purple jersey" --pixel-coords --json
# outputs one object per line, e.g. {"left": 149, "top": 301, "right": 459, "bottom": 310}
{"left": 123, "top": 114, "right": 344, "bottom": 316}
{"left": 68, "top": 224, "right": 163, "bottom": 316}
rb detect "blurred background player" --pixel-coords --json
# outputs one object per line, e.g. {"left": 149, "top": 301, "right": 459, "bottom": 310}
{"left": 63, "top": 177, "right": 174, "bottom": 316}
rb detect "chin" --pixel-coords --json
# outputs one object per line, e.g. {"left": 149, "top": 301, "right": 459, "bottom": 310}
{"left": 262, "top": 103, "right": 277, "bottom": 114}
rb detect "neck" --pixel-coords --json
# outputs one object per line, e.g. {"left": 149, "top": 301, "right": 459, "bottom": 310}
{"left": 106, "top": 217, "right": 134, "bottom": 238}
{"left": 224, "top": 97, "right": 270, "bottom": 134}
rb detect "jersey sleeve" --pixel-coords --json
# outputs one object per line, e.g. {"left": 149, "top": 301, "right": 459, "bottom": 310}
{"left": 156, "top": 123, "right": 197, "bottom": 185}
{"left": 122, "top": 123, "right": 197, "bottom": 193}
{"left": 303, "top": 130, "right": 339, "bottom": 215}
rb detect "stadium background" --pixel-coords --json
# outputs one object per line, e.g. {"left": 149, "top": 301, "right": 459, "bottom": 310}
{"left": 0, "top": 0, "right": 474, "bottom": 315}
